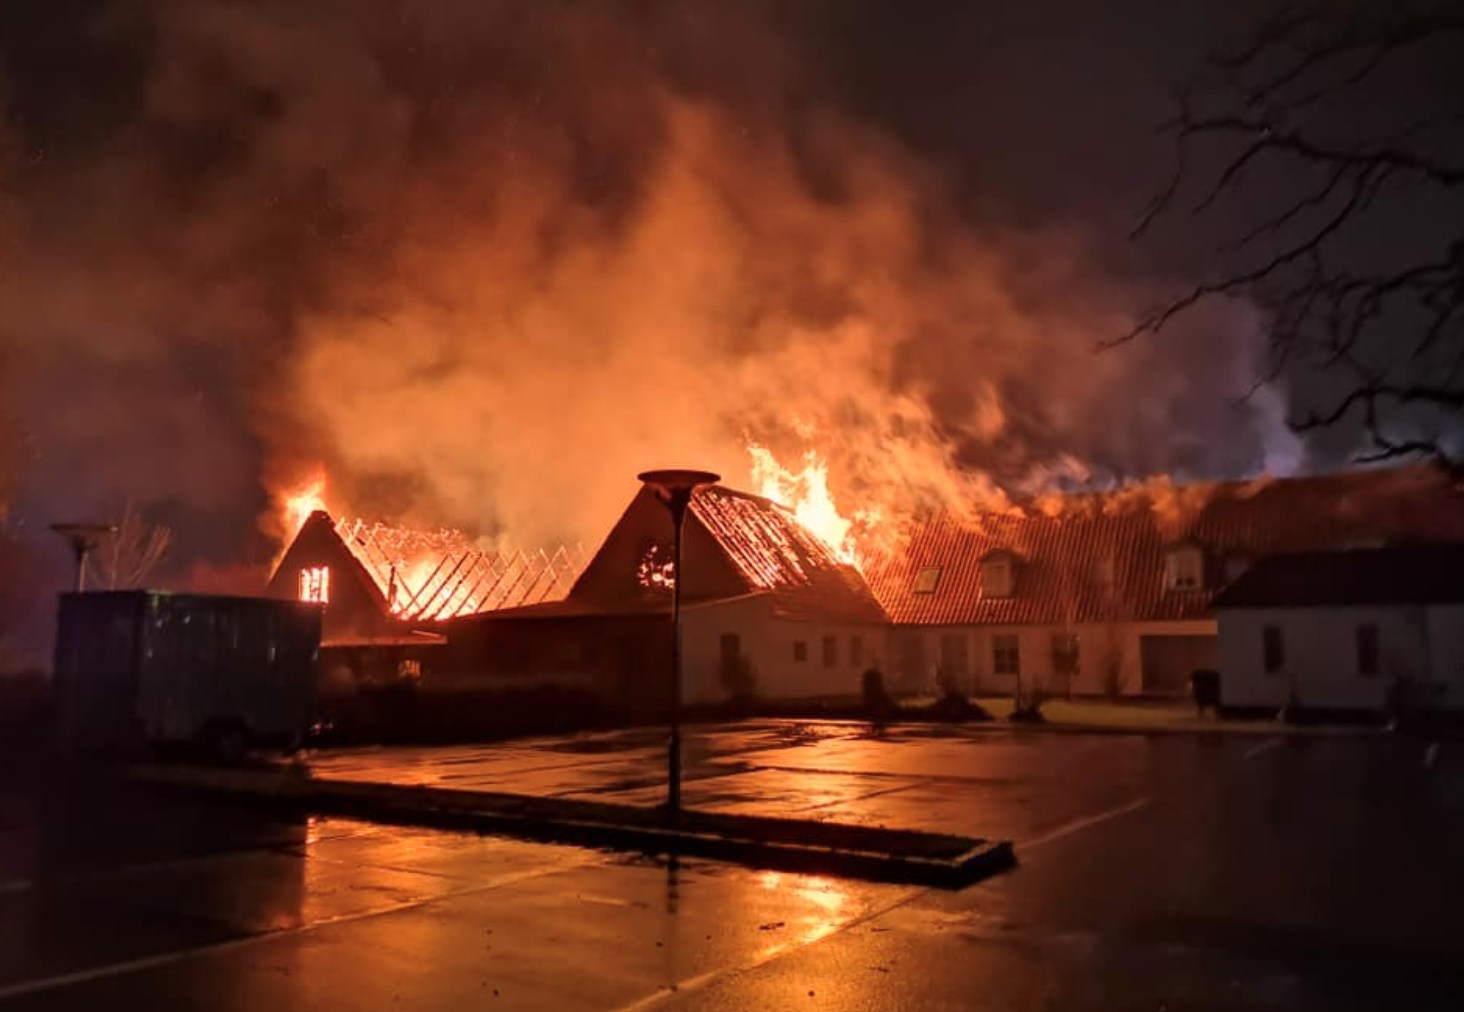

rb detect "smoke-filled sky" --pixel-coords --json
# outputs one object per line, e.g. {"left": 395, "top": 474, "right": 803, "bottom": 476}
{"left": 1, "top": 0, "right": 1334, "bottom": 610}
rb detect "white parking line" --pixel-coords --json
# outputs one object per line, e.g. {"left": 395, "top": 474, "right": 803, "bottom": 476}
{"left": 0, "top": 858, "right": 608, "bottom": 1003}
{"left": 1424, "top": 741, "right": 1440, "bottom": 768}
{"left": 1020, "top": 797, "right": 1152, "bottom": 852}
{"left": 602, "top": 885, "right": 926, "bottom": 1012}
{"left": 1242, "top": 737, "right": 1283, "bottom": 761}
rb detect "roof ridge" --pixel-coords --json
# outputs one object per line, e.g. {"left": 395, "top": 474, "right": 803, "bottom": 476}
{"left": 911, "top": 461, "right": 1452, "bottom": 526}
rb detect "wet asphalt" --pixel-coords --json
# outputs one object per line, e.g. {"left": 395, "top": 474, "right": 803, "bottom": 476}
{"left": 1, "top": 721, "right": 1461, "bottom": 1010}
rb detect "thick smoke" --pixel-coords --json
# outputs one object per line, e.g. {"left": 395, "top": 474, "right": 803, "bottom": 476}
{"left": 0, "top": 1, "right": 1300, "bottom": 624}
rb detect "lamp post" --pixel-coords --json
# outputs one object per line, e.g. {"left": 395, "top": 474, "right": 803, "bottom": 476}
{"left": 49, "top": 523, "right": 117, "bottom": 592}
{"left": 637, "top": 468, "right": 720, "bottom": 820}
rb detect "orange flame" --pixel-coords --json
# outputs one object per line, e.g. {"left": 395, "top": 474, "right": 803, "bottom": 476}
{"left": 280, "top": 473, "right": 329, "bottom": 538}
{"left": 748, "top": 443, "right": 861, "bottom": 565}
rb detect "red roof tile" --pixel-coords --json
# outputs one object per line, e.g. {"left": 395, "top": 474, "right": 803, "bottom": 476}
{"left": 1212, "top": 544, "right": 1464, "bottom": 609}
{"left": 865, "top": 465, "right": 1464, "bottom": 626}
{"left": 689, "top": 487, "right": 888, "bottom": 624}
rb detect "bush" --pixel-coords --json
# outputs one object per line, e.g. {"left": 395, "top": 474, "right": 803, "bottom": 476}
{"left": 718, "top": 651, "right": 759, "bottom": 704}
{"left": 1010, "top": 686, "right": 1047, "bottom": 724}
{"left": 924, "top": 695, "right": 994, "bottom": 723}
{"left": 935, "top": 665, "right": 965, "bottom": 702}
{"left": 861, "top": 668, "right": 896, "bottom": 717}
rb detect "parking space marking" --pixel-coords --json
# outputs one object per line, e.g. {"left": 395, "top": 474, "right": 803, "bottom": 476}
{"left": 1424, "top": 741, "right": 1440, "bottom": 768}
{"left": 1242, "top": 737, "right": 1283, "bottom": 761}
{"left": 1020, "top": 796, "right": 1152, "bottom": 852}
{"left": 0, "top": 855, "right": 611, "bottom": 1003}
{"left": 601, "top": 886, "right": 926, "bottom": 1012}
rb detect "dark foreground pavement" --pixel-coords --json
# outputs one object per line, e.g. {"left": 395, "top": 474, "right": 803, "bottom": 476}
{"left": 3, "top": 724, "right": 1463, "bottom": 1010}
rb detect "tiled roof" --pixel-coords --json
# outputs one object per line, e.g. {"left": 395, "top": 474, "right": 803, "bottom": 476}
{"left": 864, "top": 464, "right": 1464, "bottom": 626}
{"left": 331, "top": 517, "right": 587, "bottom": 620}
{"left": 1212, "top": 544, "right": 1464, "bottom": 609}
{"left": 690, "top": 486, "right": 889, "bottom": 624}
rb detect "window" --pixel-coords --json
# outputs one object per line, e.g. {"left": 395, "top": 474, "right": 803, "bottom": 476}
{"left": 1165, "top": 546, "right": 1204, "bottom": 591}
{"left": 895, "top": 631, "right": 924, "bottom": 682}
{"left": 850, "top": 635, "right": 864, "bottom": 667}
{"left": 913, "top": 566, "right": 941, "bottom": 594}
{"left": 1051, "top": 632, "right": 1080, "bottom": 676}
{"left": 1262, "top": 625, "right": 1285, "bottom": 675}
{"left": 636, "top": 543, "right": 675, "bottom": 591}
{"left": 298, "top": 566, "right": 330, "bottom": 603}
{"left": 981, "top": 553, "right": 1015, "bottom": 598}
{"left": 822, "top": 636, "right": 837, "bottom": 667}
{"left": 993, "top": 634, "right": 1021, "bottom": 676}
{"left": 397, "top": 659, "right": 422, "bottom": 679}
{"left": 1357, "top": 624, "right": 1380, "bottom": 676}
{"left": 793, "top": 640, "right": 808, "bottom": 663}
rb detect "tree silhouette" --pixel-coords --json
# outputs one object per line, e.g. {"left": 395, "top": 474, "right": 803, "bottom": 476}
{"left": 1122, "top": 5, "right": 1464, "bottom": 464}
{"left": 95, "top": 501, "right": 172, "bottom": 591}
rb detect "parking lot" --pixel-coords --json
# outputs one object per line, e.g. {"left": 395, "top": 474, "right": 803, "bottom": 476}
{"left": 2, "top": 722, "right": 1462, "bottom": 1010}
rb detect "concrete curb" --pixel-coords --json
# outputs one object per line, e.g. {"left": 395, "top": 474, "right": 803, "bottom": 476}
{"left": 756, "top": 714, "right": 1388, "bottom": 740}
{"left": 986, "top": 720, "right": 1389, "bottom": 739}
{"left": 126, "top": 764, "right": 1014, "bottom": 890}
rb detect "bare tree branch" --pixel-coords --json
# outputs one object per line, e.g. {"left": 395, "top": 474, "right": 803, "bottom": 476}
{"left": 1121, "top": 5, "right": 1464, "bottom": 466}
{"left": 96, "top": 501, "right": 173, "bottom": 590}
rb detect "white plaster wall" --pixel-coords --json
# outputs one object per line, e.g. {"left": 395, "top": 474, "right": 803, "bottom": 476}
{"left": 681, "top": 597, "right": 891, "bottom": 704}
{"left": 1218, "top": 606, "right": 1439, "bottom": 710}
{"left": 1425, "top": 605, "right": 1464, "bottom": 709}
{"left": 895, "top": 620, "right": 1217, "bottom": 698}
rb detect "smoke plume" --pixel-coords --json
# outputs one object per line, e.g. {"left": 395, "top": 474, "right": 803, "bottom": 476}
{"left": 0, "top": 0, "right": 1299, "bottom": 601}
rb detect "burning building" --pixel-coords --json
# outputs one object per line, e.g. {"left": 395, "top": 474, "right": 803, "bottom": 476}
{"left": 865, "top": 464, "right": 1464, "bottom": 699}
{"left": 440, "top": 482, "right": 888, "bottom": 707}
{"left": 265, "top": 459, "right": 1464, "bottom": 716}
{"left": 266, "top": 509, "right": 586, "bottom": 689}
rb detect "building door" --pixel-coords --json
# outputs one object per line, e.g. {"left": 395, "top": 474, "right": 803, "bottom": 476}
{"left": 1139, "top": 635, "right": 1218, "bottom": 694}
{"left": 893, "top": 630, "right": 926, "bottom": 693}
{"left": 939, "top": 633, "right": 970, "bottom": 693}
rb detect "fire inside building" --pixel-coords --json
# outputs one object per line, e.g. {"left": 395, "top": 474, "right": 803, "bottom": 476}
{"left": 266, "top": 510, "right": 586, "bottom": 692}
{"left": 266, "top": 463, "right": 1464, "bottom": 716}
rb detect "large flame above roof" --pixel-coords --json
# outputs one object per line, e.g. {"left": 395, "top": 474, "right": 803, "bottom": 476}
{"left": 747, "top": 444, "right": 864, "bottom": 567}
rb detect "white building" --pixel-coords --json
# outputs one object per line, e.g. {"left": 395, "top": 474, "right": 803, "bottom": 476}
{"left": 445, "top": 483, "right": 889, "bottom": 705}
{"left": 862, "top": 465, "right": 1464, "bottom": 698}
{"left": 1213, "top": 545, "right": 1464, "bottom": 714}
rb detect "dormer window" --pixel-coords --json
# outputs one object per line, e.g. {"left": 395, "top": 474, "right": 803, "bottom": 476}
{"left": 913, "top": 566, "right": 942, "bottom": 594}
{"left": 981, "top": 551, "right": 1017, "bottom": 599}
{"left": 1165, "top": 544, "right": 1204, "bottom": 592}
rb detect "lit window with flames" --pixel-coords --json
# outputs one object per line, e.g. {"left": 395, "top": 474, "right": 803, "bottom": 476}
{"left": 636, "top": 543, "right": 675, "bottom": 591}
{"left": 298, "top": 566, "right": 330, "bottom": 604}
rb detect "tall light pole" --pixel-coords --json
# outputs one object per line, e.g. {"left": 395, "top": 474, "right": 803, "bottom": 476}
{"left": 49, "top": 523, "right": 117, "bottom": 592}
{"left": 637, "top": 468, "right": 719, "bottom": 820}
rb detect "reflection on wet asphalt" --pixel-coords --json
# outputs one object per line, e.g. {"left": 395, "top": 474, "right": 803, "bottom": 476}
{"left": 2, "top": 723, "right": 1462, "bottom": 1010}
{"left": 302, "top": 721, "right": 1150, "bottom": 839}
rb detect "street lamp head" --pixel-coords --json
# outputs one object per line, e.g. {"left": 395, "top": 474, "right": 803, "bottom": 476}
{"left": 50, "top": 522, "right": 118, "bottom": 593}
{"left": 637, "top": 469, "right": 721, "bottom": 514}
{"left": 49, "top": 522, "right": 118, "bottom": 547}
{"left": 636, "top": 468, "right": 721, "bottom": 496}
